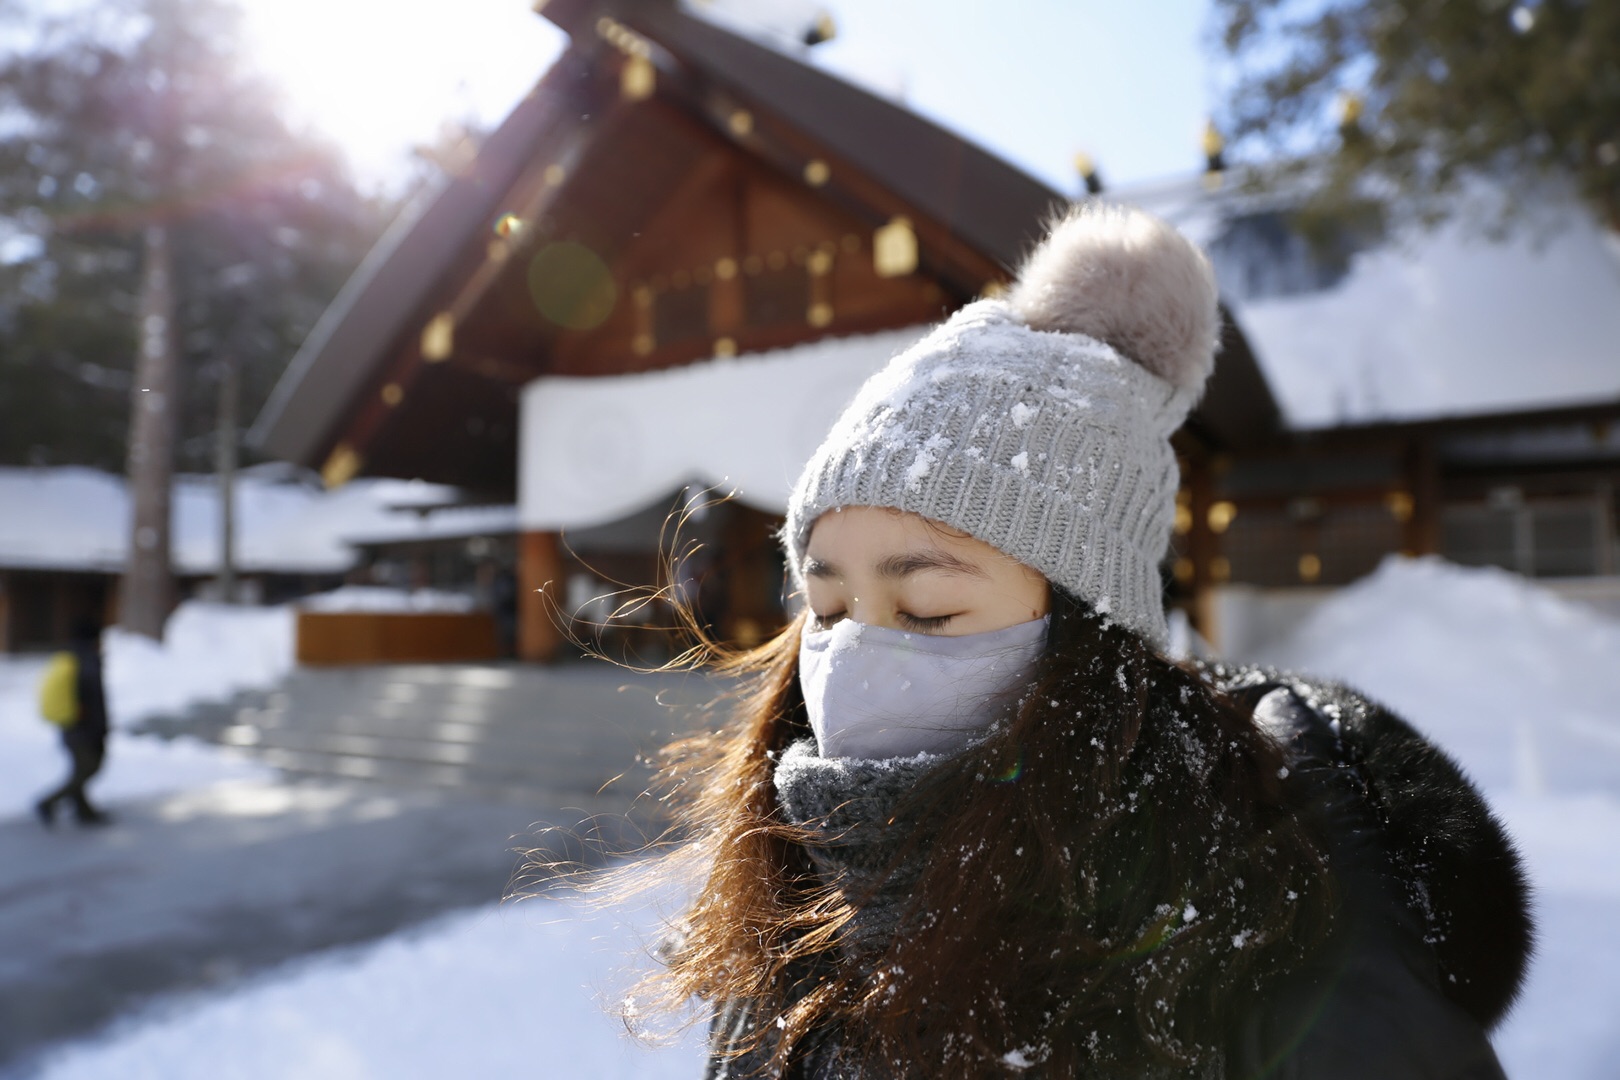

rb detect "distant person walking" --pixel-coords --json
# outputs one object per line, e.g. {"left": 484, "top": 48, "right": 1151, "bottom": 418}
{"left": 34, "top": 618, "right": 112, "bottom": 827}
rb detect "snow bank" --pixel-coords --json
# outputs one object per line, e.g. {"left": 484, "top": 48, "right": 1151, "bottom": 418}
{"left": 105, "top": 602, "right": 297, "bottom": 728}
{"left": 1253, "top": 555, "right": 1620, "bottom": 796}
{"left": 32, "top": 886, "right": 706, "bottom": 1080}
{"left": 297, "top": 586, "right": 476, "bottom": 613}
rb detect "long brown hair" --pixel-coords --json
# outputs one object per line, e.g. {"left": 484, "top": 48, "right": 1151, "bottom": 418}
{"left": 621, "top": 587, "right": 1330, "bottom": 1076}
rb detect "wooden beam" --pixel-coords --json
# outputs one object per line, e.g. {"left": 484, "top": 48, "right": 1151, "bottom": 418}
{"left": 1405, "top": 437, "right": 1442, "bottom": 555}
{"left": 519, "top": 530, "right": 566, "bottom": 663}
{"left": 1245, "top": 397, "right": 1620, "bottom": 458}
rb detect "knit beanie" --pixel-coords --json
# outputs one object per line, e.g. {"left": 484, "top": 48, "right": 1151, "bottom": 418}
{"left": 783, "top": 203, "right": 1220, "bottom": 649}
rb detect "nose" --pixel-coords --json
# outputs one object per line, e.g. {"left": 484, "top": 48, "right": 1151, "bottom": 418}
{"left": 843, "top": 598, "right": 904, "bottom": 632}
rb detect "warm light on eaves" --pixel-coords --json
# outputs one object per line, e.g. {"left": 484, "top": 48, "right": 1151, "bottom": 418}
{"left": 873, "top": 217, "right": 918, "bottom": 277}
{"left": 621, "top": 55, "right": 655, "bottom": 101}
{"left": 421, "top": 312, "right": 455, "bottom": 362}
{"left": 321, "top": 443, "right": 362, "bottom": 489}
{"left": 1386, "top": 491, "right": 1414, "bottom": 522}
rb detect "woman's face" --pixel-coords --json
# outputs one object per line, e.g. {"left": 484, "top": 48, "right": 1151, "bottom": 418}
{"left": 802, "top": 506, "right": 1048, "bottom": 636}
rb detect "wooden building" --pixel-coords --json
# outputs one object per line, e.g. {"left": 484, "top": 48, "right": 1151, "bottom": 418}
{"left": 0, "top": 466, "right": 363, "bottom": 651}
{"left": 253, "top": 0, "right": 1620, "bottom": 661}
{"left": 250, "top": 0, "right": 1275, "bottom": 660}
{"left": 1126, "top": 172, "right": 1620, "bottom": 643}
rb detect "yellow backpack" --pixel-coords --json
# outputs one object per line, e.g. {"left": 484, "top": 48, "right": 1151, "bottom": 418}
{"left": 38, "top": 651, "right": 80, "bottom": 728}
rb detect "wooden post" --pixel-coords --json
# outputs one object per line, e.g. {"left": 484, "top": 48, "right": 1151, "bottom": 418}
{"left": 518, "top": 530, "right": 565, "bottom": 663}
{"left": 119, "top": 223, "right": 181, "bottom": 639}
{"left": 1405, "top": 438, "right": 1442, "bottom": 556}
{"left": 215, "top": 354, "right": 240, "bottom": 603}
{"left": 1186, "top": 455, "right": 1220, "bottom": 647}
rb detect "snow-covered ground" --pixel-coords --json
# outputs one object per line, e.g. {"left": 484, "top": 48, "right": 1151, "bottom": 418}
{"left": 0, "top": 602, "right": 289, "bottom": 818}
{"left": 4, "top": 589, "right": 481, "bottom": 820}
{"left": 102, "top": 602, "right": 297, "bottom": 730}
{"left": 30, "top": 884, "right": 708, "bottom": 1080}
{"left": 16, "top": 558, "right": 1620, "bottom": 1077}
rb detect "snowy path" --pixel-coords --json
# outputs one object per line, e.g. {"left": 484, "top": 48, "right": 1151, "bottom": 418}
{"left": 0, "top": 777, "right": 559, "bottom": 1077}
{"left": 24, "top": 880, "right": 709, "bottom": 1080}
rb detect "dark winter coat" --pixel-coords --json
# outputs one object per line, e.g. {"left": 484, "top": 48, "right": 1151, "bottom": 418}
{"left": 704, "top": 667, "right": 1533, "bottom": 1079}
{"left": 69, "top": 639, "right": 109, "bottom": 741}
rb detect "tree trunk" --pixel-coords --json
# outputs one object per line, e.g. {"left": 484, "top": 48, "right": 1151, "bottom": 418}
{"left": 215, "top": 353, "right": 239, "bottom": 603}
{"left": 119, "top": 223, "right": 180, "bottom": 639}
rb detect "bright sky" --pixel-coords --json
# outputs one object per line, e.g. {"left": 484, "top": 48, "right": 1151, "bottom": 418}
{"left": 238, "top": 0, "right": 1217, "bottom": 195}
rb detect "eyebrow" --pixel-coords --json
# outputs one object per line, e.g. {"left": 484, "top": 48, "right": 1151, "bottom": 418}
{"left": 803, "top": 550, "right": 989, "bottom": 580}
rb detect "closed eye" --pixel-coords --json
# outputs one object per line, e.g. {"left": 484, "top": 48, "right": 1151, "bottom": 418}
{"left": 898, "top": 612, "right": 957, "bottom": 633}
{"left": 808, "top": 610, "right": 845, "bottom": 631}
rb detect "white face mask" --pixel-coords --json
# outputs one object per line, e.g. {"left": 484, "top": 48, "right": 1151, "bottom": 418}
{"left": 798, "top": 616, "right": 1049, "bottom": 760}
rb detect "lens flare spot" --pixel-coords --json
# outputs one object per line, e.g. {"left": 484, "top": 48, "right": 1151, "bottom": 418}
{"left": 493, "top": 213, "right": 524, "bottom": 238}
{"left": 528, "top": 242, "right": 616, "bottom": 330}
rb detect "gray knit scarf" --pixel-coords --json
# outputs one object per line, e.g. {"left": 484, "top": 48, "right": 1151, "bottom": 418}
{"left": 704, "top": 741, "right": 1223, "bottom": 1079}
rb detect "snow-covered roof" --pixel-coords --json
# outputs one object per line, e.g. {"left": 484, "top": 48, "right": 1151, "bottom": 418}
{"left": 518, "top": 327, "right": 921, "bottom": 530}
{"left": 1116, "top": 176, "right": 1620, "bottom": 430}
{"left": 0, "top": 467, "right": 499, "bottom": 575}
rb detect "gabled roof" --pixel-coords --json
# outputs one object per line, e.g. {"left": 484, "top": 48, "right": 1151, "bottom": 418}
{"left": 251, "top": 0, "right": 1279, "bottom": 490}
{"left": 606, "top": 1, "right": 1058, "bottom": 270}
{"left": 249, "top": 51, "right": 599, "bottom": 471}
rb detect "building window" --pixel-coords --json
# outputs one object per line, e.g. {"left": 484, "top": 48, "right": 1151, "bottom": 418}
{"left": 1216, "top": 503, "right": 1399, "bottom": 587}
{"left": 745, "top": 269, "right": 809, "bottom": 328}
{"left": 1441, "top": 497, "right": 1610, "bottom": 578}
{"left": 653, "top": 283, "right": 710, "bottom": 346}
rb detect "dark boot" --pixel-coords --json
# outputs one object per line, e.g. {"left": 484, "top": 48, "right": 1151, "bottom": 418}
{"left": 74, "top": 806, "right": 113, "bottom": 827}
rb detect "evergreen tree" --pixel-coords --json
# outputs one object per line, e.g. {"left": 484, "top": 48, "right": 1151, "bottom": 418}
{"left": 1213, "top": 0, "right": 1620, "bottom": 229}
{"left": 0, "top": 0, "right": 388, "bottom": 632}
{"left": 0, "top": 0, "right": 387, "bottom": 473}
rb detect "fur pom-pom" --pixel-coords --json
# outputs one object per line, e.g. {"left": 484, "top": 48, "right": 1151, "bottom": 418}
{"left": 1008, "top": 203, "right": 1220, "bottom": 390}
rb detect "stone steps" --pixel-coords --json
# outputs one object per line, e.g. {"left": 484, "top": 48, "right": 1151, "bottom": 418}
{"left": 136, "top": 662, "right": 723, "bottom": 809}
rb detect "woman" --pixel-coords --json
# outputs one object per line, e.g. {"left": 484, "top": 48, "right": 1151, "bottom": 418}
{"left": 639, "top": 205, "right": 1531, "bottom": 1078}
